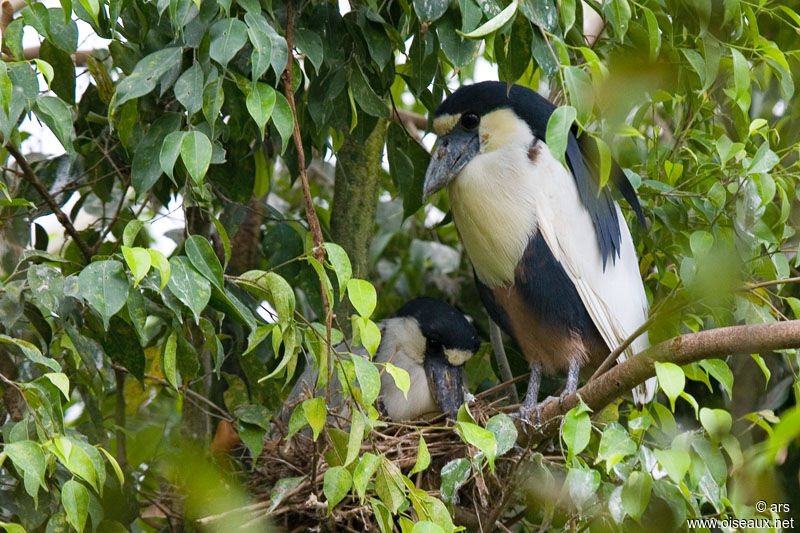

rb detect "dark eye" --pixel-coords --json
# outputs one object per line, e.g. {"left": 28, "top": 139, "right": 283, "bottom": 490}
{"left": 460, "top": 112, "right": 479, "bottom": 130}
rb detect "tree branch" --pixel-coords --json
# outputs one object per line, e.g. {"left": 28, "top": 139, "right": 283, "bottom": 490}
{"left": 281, "top": 0, "right": 333, "bottom": 435}
{"left": 524, "top": 320, "right": 800, "bottom": 444}
{"left": 5, "top": 143, "right": 93, "bottom": 262}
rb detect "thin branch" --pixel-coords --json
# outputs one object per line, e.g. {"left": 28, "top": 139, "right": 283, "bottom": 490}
{"left": 22, "top": 46, "right": 96, "bottom": 66}
{"left": 5, "top": 143, "right": 93, "bottom": 262}
{"left": 281, "top": 0, "right": 332, "bottom": 495}
{"left": 745, "top": 276, "right": 800, "bottom": 290}
{"left": 90, "top": 184, "right": 127, "bottom": 255}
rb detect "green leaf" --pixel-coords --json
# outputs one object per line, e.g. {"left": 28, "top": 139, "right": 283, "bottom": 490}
{"left": 245, "top": 82, "right": 276, "bottom": 137}
{"left": 347, "top": 278, "right": 377, "bottom": 318}
{"left": 34, "top": 96, "right": 75, "bottom": 158}
{"left": 130, "top": 113, "right": 182, "bottom": 197}
{"left": 27, "top": 263, "right": 64, "bottom": 316}
{"left": 730, "top": 48, "right": 750, "bottom": 111}
{"left": 384, "top": 362, "right": 410, "bottom": 399}
{"left": 148, "top": 249, "right": 171, "bottom": 290}
{"left": 642, "top": 6, "right": 660, "bottom": 60}
{"left": 655, "top": 361, "right": 685, "bottom": 411}
{"left": 324, "top": 466, "right": 352, "bottom": 513}
{"left": 174, "top": 62, "right": 203, "bottom": 116}
{"left": 185, "top": 235, "right": 224, "bottom": 288}
{"left": 603, "top": 0, "right": 631, "bottom": 41}
{"left": 413, "top": 0, "right": 448, "bottom": 21}
{"left": 653, "top": 447, "right": 690, "bottom": 484}
{"left": 293, "top": 29, "right": 323, "bottom": 72}
{"left": 460, "top": 0, "right": 518, "bottom": 38}
{"left": 747, "top": 142, "right": 779, "bottom": 174}
{"left": 239, "top": 270, "right": 295, "bottom": 322}
{"left": 203, "top": 77, "right": 225, "bottom": 125}
{"left": 122, "top": 220, "right": 144, "bottom": 247}
{"left": 409, "top": 435, "right": 431, "bottom": 475}
{"left": 375, "top": 460, "right": 405, "bottom": 513}
{"left": 209, "top": 18, "right": 249, "bottom": 66}
{"left": 354, "top": 317, "right": 382, "bottom": 356}
{"left": 596, "top": 422, "right": 636, "bottom": 473}
{"left": 5, "top": 441, "right": 46, "bottom": 500}
{"left": 51, "top": 437, "right": 98, "bottom": 491}
{"left": 159, "top": 130, "right": 186, "bottom": 179}
{"left": 621, "top": 471, "right": 652, "bottom": 520}
{"left": 349, "top": 67, "right": 390, "bottom": 119}
{"left": 0, "top": 335, "right": 60, "bottom": 372}
{"left": 78, "top": 260, "right": 130, "bottom": 330}
{"left": 437, "top": 11, "right": 479, "bottom": 68}
{"left": 325, "top": 242, "right": 352, "bottom": 301}
{"left": 699, "top": 407, "right": 732, "bottom": 441}
{"left": 563, "top": 66, "right": 593, "bottom": 123}
{"left": 121, "top": 246, "right": 151, "bottom": 286}
{"left": 244, "top": 13, "right": 288, "bottom": 78}
{"left": 439, "top": 458, "right": 470, "bottom": 504}
{"left": 113, "top": 47, "right": 183, "bottom": 109}
{"left": 302, "top": 397, "right": 326, "bottom": 441}
{"left": 163, "top": 331, "right": 179, "bottom": 388}
{"left": 486, "top": 413, "right": 517, "bottom": 456}
{"left": 351, "top": 353, "right": 381, "bottom": 406}
{"left": 103, "top": 316, "right": 146, "bottom": 380}
{"left": 167, "top": 256, "right": 211, "bottom": 322}
{"left": 34, "top": 59, "right": 54, "bottom": 89}
{"left": 43, "top": 372, "right": 70, "bottom": 400}
{"left": 353, "top": 452, "right": 381, "bottom": 502}
{"left": 0, "top": 522, "right": 26, "bottom": 533}
{"left": 98, "top": 447, "right": 124, "bottom": 486}
{"left": 61, "top": 479, "right": 89, "bottom": 533}
{"left": 562, "top": 398, "right": 592, "bottom": 460}
{"left": 689, "top": 230, "right": 713, "bottom": 257}
{"left": 180, "top": 131, "right": 213, "bottom": 184}
{"left": 594, "top": 136, "right": 612, "bottom": 190}
{"left": 545, "top": 105, "right": 576, "bottom": 169}
{"left": 272, "top": 92, "right": 294, "bottom": 154}
{"left": 345, "top": 411, "right": 365, "bottom": 467}
{"left": 267, "top": 476, "right": 304, "bottom": 514}
{"left": 457, "top": 421, "right": 497, "bottom": 471}
{"left": 412, "top": 522, "right": 445, "bottom": 533}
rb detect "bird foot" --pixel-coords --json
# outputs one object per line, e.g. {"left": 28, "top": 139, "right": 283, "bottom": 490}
{"left": 514, "top": 404, "right": 542, "bottom": 427}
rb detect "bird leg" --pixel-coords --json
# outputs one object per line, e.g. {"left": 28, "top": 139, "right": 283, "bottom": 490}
{"left": 517, "top": 361, "right": 543, "bottom": 424}
{"left": 560, "top": 359, "right": 581, "bottom": 410}
{"left": 489, "top": 318, "right": 519, "bottom": 403}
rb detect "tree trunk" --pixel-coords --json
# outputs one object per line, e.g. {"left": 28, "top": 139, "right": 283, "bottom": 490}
{"left": 330, "top": 119, "right": 388, "bottom": 326}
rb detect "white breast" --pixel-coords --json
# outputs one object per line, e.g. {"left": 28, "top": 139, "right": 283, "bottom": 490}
{"left": 447, "top": 111, "right": 539, "bottom": 287}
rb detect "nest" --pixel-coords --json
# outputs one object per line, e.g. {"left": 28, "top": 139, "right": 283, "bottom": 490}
{"left": 240, "top": 397, "right": 530, "bottom": 532}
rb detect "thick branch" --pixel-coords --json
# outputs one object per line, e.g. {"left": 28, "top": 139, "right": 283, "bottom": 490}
{"left": 525, "top": 320, "right": 800, "bottom": 444}
{"left": 6, "top": 143, "right": 93, "bottom": 262}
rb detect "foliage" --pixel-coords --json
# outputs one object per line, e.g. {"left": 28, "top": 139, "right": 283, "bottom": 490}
{"left": 0, "top": 0, "right": 799, "bottom": 531}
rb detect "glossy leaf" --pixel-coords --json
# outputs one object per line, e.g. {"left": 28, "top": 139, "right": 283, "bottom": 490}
{"left": 78, "top": 260, "right": 130, "bottom": 330}
{"left": 209, "top": 18, "right": 248, "bottom": 66}
{"left": 61, "top": 480, "right": 89, "bottom": 533}
{"left": 324, "top": 466, "right": 352, "bottom": 513}
{"left": 167, "top": 256, "right": 211, "bottom": 322}
{"left": 180, "top": 131, "right": 213, "bottom": 184}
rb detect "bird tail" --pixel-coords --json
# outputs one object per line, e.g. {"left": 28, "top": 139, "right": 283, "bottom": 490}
{"left": 632, "top": 376, "right": 657, "bottom": 405}
{"left": 620, "top": 331, "right": 657, "bottom": 406}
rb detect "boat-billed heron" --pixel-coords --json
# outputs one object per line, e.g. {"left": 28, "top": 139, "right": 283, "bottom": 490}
{"left": 422, "top": 81, "right": 656, "bottom": 417}
{"left": 282, "top": 297, "right": 480, "bottom": 425}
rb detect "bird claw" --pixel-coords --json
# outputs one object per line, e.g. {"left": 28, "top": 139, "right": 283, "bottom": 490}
{"left": 513, "top": 404, "right": 542, "bottom": 428}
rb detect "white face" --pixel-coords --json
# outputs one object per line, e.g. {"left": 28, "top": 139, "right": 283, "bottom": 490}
{"left": 434, "top": 108, "right": 534, "bottom": 154}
